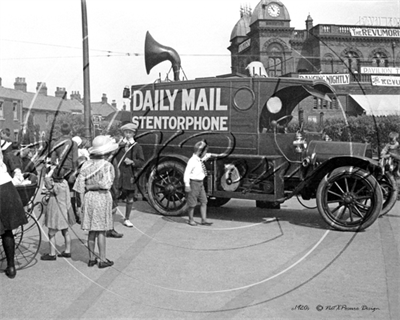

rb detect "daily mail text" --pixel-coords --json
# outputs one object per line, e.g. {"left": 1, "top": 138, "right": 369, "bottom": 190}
{"left": 132, "top": 87, "right": 229, "bottom": 131}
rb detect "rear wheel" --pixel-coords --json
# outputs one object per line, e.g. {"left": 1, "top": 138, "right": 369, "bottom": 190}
{"left": 147, "top": 161, "right": 187, "bottom": 216}
{"left": 316, "top": 166, "right": 383, "bottom": 231}
{"left": 378, "top": 172, "right": 398, "bottom": 216}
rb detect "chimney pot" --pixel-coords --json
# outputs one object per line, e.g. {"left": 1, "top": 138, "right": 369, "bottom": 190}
{"left": 14, "top": 77, "right": 27, "bottom": 92}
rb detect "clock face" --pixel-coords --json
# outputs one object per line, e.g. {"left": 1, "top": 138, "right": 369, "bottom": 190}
{"left": 267, "top": 4, "right": 280, "bottom": 17}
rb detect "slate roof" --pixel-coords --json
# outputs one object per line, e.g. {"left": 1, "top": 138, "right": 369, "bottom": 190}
{"left": 91, "top": 101, "right": 118, "bottom": 117}
{"left": 0, "top": 87, "right": 83, "bottom": 113}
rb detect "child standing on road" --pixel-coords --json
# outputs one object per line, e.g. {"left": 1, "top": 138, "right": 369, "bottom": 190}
{"left": 73, "top": 135, "right": 118, "bottom": 268}
{"left": 41, "top": 165, "right": 76, "bottom": 260}
{"left": 184, "top": 140, "right": 213, "bottom": 226}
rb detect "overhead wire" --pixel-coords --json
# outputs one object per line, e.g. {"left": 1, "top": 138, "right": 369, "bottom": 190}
{"left": 0, "top": 38, "right": 230, "bottom": 60}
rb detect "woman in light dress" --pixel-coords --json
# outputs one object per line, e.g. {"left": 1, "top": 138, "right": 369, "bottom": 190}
{"left": 73, "top": 135, "right": 118, "bottom": 268}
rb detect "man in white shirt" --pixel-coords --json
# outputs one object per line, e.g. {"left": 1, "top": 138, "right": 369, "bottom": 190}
{"left": 184, "top": 140, "right": 212, "bottom": 226}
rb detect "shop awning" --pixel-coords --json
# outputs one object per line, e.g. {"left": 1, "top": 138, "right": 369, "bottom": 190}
{"left": 349, "top": 94, "right": 400, "bottom": 116}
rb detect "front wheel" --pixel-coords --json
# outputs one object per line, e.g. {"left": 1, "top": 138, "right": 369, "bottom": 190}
{"left": 147, "top": 161, "right": 187, "bottom": 216}
{"left": 316, "top": 166, "right": 383, "bottom": 231}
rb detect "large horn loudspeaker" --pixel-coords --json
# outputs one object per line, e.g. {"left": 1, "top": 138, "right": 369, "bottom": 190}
{"left": 145, "top": 31, "right": 181, "bottom": 81}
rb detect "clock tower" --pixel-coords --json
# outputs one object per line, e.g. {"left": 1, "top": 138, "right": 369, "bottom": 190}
{"left": 229, "top": 0, "right": 294, "bottom": 76}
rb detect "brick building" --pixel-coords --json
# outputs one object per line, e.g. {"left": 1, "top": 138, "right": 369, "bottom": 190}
{"left": 229, "top": 0, "right": 400, "bottom": 124}
{"left": 0, "top": 77, "right": 118, "bottom": 142}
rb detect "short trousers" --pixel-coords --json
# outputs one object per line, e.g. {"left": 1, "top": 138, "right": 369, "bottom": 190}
{"left": 186, "top": 180, "right": 207, "bottom": 208}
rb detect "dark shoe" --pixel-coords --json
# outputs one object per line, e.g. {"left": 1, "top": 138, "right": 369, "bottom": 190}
{"left": 98, "top": 259, "right": 114, "bottom": 269}
{"left": 106, "top": 229, "right": 123, "bottom": 238}
{"left": 57, "top": 251, "right": 71, "bottom": 258}
{"left": 188, "top": 220, "right": 197, "bottom": 226}
{"left": 88, "top": 259, "right": 98, "bottom": 267}
{"left": 5, "top": 266, "right": 16, "bottom": 279}
{"left": 41, "top": 253, "right": 56, "bottom": 261}
{"left": 200, "top": 221, "right": 213, "bottom": 226}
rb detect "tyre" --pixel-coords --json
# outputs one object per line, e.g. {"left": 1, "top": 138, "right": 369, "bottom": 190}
{"left": 208, "top": 197, "right": 230, "bottom": 207}
{"left": 147, "top": 161, "right": 187, "bottom": 216}
{"left": 378, "top": 172, "right": 398, "bottom": 217}
{"left": 316, "top": 166, "right": 383, "bottom": 231}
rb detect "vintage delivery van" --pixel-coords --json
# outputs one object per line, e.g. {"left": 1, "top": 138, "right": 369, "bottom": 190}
{"left": 121, "top": 32, "right": 398, "bottom": 231}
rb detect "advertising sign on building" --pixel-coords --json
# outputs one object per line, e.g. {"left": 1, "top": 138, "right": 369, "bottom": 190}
{"left": 361, "top": 67, "right": 400, "bottom": 74}
{"left": 371, "top": 75, "right": 400, "bottom": 86}
{"left": 349, "top": 27, "right": 400, "bottom": 37}
{"left": 298, "top": 74, "right": 350, "bottom": 85}
{"left": 238, "top": 39, "right": 251, "bottom": 53}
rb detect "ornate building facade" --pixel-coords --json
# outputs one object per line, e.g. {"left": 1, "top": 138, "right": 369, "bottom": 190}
{"left": 229, "top": 0, "right": 400, "bottom": 123}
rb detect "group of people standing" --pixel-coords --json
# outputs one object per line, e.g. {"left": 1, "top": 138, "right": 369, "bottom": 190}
{"left": 0, "top": 122, "right": 144, "bottom": 277}
{"left": 1, "top": 120, "right": 214, "bottom": 278}
{"left": 40, "top": 122, "right": 144, "bottom": 269}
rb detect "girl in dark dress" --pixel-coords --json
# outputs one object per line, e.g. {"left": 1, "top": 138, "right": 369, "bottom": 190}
{"left": 0, "top": 147, "right": 28, "bottom": 279}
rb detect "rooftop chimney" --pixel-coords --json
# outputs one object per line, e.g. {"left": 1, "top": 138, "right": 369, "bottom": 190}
{"left": 70, "top": 91, "right": 82, "bottom": 101}
{"left": 101, "top": 93, "right": 108, "bottom": 104}
{"left": 55, "top": 87, "right": 67, "bottom": 98}
{"left": 14, "top": 77, "right": 27, "bottom": 92}
{"left": 0, "top": 77, "right": 2, "bottom": 86}
{"left": 111, "top": 100, "right": 117, "bottom": 109}
{"left": 36, "top": 82, "right": 47, "bottom": 96}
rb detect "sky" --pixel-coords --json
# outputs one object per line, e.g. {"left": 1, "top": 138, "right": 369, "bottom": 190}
{"left": 0, "top": 0, "right": 399, "bottom": 109}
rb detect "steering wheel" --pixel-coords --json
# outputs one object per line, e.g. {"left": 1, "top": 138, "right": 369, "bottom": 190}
{"left": 275, "top": 115, "right": 293, "bottom": 127}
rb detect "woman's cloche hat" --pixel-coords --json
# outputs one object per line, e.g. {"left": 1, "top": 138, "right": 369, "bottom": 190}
{"left": 88, "top": 135, "right": 119, "bottom": 155}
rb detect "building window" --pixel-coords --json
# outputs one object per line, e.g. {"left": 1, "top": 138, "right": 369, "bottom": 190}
{"left": 372, "top": 52, "right": 388, "bottom": 68}
{"left": 268, "top": 57, "right": 282, "bottom": 77}
{"left": 46, "top": 113, "right": 49, "bottom": 123}
{"left": 345, "top": 52, "right": 360, "bottom": 73}
{"left": 308, "top": 115, "right": 318, "bottom": 123}
{"left": 313, "top": 97, "right": 318, "bottom": 109}
{"left": 0, "top": 101, "right": 3, "bottom": 118}
{"left": 13, "top": 102, "right": 18, "bottom": 120}
{"left": 13, "top": 130, "right": 18, "bottom": 141}
{"left": 322, "top": 25, "right": 331, "bottom": 33}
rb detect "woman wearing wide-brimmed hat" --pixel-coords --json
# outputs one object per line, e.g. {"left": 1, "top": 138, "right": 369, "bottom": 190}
{"left": 73, "top": 135, "right": 118, "bottom": 268}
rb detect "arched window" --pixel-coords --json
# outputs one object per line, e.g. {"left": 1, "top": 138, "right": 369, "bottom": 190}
{"left": 322, "top": 54, "right": 334, "bottom": 73}
{"left": 346, "top": 52, "right": 360, "bottom": 73}
{"left": 267, "top": 44, "right": 283, "bottom": 77}
{"left": 372, "top": 52, "right": 389, "bottom": 67}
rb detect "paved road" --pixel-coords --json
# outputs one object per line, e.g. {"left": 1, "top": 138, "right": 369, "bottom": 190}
{"left": 1, "top": 197, "right": 399, "bottom": 320}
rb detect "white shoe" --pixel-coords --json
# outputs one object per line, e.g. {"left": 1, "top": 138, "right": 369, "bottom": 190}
{"left": 123, "top": 219, "right": 133, "bottom": 228}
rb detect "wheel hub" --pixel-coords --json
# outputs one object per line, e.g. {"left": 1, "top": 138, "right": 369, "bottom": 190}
{"left": 343, "top": 193, "right": 354, "bottom": 205}
{"left": 164, "top": 184, "right": 176, "bottom": 196}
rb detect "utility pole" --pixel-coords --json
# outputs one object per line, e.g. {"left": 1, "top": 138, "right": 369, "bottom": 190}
{"left": 81, "top": 0, "right": 92, "bottom": 141}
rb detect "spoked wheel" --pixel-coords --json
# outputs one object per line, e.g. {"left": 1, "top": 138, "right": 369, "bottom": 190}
{"left": 378, "top": 172, "right": 398, "bottom": 217}
{"left": 147, "top": 161, "right": 187, "bottom": 216}
{"left": 0, "top": 212, "right": 42, "bottom": 270}
{"left": 316, "top": 166, "right": 383, "bottom": 231}
{"left": 24, "top": 202, "right": 44, "bottom": 232}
